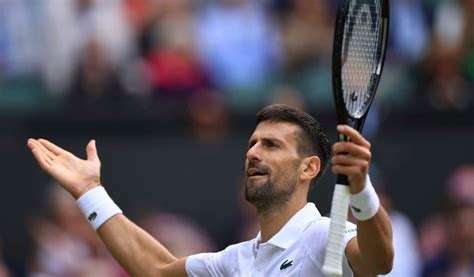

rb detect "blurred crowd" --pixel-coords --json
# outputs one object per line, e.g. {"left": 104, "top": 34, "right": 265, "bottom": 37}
{"left": 1, "top": 0, "right": 473, "bottom": 276}
{"left": 0, "top": 0, "right": 473, "bottom": 114}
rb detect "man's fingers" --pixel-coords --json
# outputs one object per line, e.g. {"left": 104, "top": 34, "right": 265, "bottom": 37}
{"left": 27, "top": 139, "right": 36, "bottom": 151}
{"left": 337, "top": 125, "right": 371, "bottom": 148}
{"left": 38, "top": 139, "right": 65, "bottom": 155}
{"left": 333, "top": 142, "right": 371, "bottom": 161}
{"left": 332, "top": 154, "right": 369, "bottom": 168}
{"left": 332, "top": 164, "right": 367, "bottom": 176}
{"left": 29, "top": 139, "right": 55, "bottom": 162}
{"left": 86, "top": 140, "right": 100, "bottom": 162}
{"left": 28, "top": 139, "right": 53, "bottom": 163}
{"left": 28, "top": 141, "right": 52, "bottom": 171}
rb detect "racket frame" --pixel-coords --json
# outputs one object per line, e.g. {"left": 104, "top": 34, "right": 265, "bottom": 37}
{"left": 323, "top": 1, "right": 390, "bottom": 276}
{"left": 332, "top": 0, "right": 390, "bottom": 131}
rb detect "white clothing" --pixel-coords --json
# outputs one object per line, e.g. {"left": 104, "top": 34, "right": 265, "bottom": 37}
{"left": 186, "top": 203, "right": 357, "bottom": 276}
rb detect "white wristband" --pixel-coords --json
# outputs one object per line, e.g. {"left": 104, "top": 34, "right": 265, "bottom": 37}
{"left": 349, "top": 176, "right": 380, "bottom": 221}
{"left": 77, "top": 186, "right": 122, "bottom": 230}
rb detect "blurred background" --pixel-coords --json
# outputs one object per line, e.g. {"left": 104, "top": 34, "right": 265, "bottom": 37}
{"left": 0, "top": 0, "right": 473, "bottom": 276}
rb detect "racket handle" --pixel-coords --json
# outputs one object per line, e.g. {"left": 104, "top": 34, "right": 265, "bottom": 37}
{"left": 336, "top": 173, "right": 348, "bottom": 185}
{"left": 323, "top": 184, "right": 350, "bottom": 277}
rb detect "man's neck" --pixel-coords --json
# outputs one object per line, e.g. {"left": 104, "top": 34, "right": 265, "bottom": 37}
{"left": 257, "top": 197, "right": 307, "bottom": 243}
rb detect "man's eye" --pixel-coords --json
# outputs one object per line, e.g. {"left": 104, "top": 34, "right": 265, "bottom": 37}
{"left": 264, "top": 141, "right": 277, "bottom": 148}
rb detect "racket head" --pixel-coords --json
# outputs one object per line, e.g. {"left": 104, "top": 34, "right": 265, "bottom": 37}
{"left": 332, "top": 0, "right": 390, "bottom": 130}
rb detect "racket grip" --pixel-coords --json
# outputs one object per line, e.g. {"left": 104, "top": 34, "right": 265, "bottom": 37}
{"left": 323, "top": 184, "right": 350, "bottom": 277}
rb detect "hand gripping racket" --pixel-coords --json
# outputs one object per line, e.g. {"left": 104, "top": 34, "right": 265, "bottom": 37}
{"left": 322, "top": 0, "right": 389, "bottom": 276}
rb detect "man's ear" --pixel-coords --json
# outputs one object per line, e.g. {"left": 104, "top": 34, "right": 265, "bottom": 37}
{"left": 300, "top": 156, "right": 321, "bottom": 183}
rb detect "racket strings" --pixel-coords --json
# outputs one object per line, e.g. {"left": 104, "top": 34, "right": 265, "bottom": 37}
{"left": 341, "top": 0, "right": 382, "bottom": 118}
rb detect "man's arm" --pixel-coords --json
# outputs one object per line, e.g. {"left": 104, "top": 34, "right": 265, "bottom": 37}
{"left": 332, "top": 125, "right": 394, "bottom": 276}
{"left": 345, "top": 207, "right": 393, "bottom": 276}
{"left": 98, "top": 215, "right": 188, "bottom": 276}
{"left": 27, "top": 139, "right": 188, "bottom": 276}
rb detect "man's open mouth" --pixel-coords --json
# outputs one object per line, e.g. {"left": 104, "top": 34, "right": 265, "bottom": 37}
{"left": 247, "top": 168, "right": 268, "bottom": 177}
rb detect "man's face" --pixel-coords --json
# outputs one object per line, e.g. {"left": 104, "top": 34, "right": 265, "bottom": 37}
{"left": 245, "top": 121, "right": 303, "bottom": 210}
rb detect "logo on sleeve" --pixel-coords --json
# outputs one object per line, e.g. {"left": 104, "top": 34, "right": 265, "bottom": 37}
{"left": 88, "top": 212, "right": 97, "bottom": 222}
{"left": 280, "top": 259, "right": 293, "bottom": 270}
{"left": 345, "top": 228, "right": 357, "bottom": 234}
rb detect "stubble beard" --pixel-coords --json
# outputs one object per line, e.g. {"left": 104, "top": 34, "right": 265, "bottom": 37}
{"left": 245, "top": 174, "right": 297, "bottom": 214}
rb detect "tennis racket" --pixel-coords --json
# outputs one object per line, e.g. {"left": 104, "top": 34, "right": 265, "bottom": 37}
{"left": 322, "top": 0, "right": 389, "bottom": 276}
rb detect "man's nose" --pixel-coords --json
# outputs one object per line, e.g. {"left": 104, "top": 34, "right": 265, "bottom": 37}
{"left": 246, "top": 143, "right": 262, "bottom": 162}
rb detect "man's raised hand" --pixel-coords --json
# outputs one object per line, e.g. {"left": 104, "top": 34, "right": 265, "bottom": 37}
{"left": 27, "top": 139, "right": 101, "bottom": 199}
{"left": 331, "top": 125, "right": 372, "bottom": 194}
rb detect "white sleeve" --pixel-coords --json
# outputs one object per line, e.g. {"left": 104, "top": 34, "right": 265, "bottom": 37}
{"left": 185, "top": 251, "right": 227, "bottom": 277}
{"left": 307, "top": 218, "right": 358, "bottom": 276}
{"left": 343, "top": 221, "right": 357, "bottom": 247}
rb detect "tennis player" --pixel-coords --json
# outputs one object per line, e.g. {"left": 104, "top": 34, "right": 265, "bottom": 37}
{"left": 27, "top": 105, "right": 393, "bottom": 276}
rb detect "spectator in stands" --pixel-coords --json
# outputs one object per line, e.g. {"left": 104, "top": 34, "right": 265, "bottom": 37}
{"left": 458, "top": 0, "right": 474, "bottom": 82}
{"left": 278, "top": 0, "right": 333, "bottom": 109}
{"left": 0, "top": 0, "right": 39, "bottom": 79}
{"left": 279, "top": 0, "right": 332, "bottom": 72}
{"left": 123, "top": 0, "right": 160, "bottom": 58}
{"left": 194, "top": 0, "right": 281, "bottom": 109}
{"left": 421, "top": 164, "right": 474, "bottom": 277}
{"left": 144, "top": 0, "right": 209, "bottom": 102}
{"left": 70, "top": 39, "right": 127, "bottom": 109}
{"left": 40, "top": 0, "right": 132, "bottom": 95}
{"left": 419, "top": 0, "right": 472, "bottom": 111}
{"left": 422, "top": 201, "right": 474, "bottom": 277}
{"left": 419, "top": 214, "right": 447, "bottom": 270}
{"left": 390, "top": 0, "right": 429, "bottom": 63}
{"left": 0, "top": 0, "right": 44, "bottom": 111}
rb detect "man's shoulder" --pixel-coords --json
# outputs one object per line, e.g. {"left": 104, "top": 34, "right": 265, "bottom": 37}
{"left": 225, "top": 239, "right": 255, "bottom": 250}
{"left": 302, "top": 216, "right": 356, "bottom": 243}
{"left": 305, "top": 216, "right": 331, "bottom": 234}
{"left": 186, "top": 239, "right": 255, "bottom": 274}
{"left": 220, "top": 238, "right": 255, "bottom": 258}
{"left": 298, "top": 216, "right": 357, "bottom": 266}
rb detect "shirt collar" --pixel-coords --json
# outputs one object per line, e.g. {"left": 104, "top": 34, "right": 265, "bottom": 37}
{"left": 252, "top": 202, "right": 322, "bottom": 252}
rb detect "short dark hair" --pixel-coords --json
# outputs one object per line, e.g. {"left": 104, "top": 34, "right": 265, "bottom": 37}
{"left": 256, "top": 104, "right": 331, "bottom": 186}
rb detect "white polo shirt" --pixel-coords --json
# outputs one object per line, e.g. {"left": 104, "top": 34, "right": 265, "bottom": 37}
{"left": 186, "top": 202, "right": 357, "bottom": 276}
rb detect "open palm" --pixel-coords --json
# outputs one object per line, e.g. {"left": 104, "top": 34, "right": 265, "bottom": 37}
{"left": 27, "top": 139, "right": 101, "bottom": 199}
